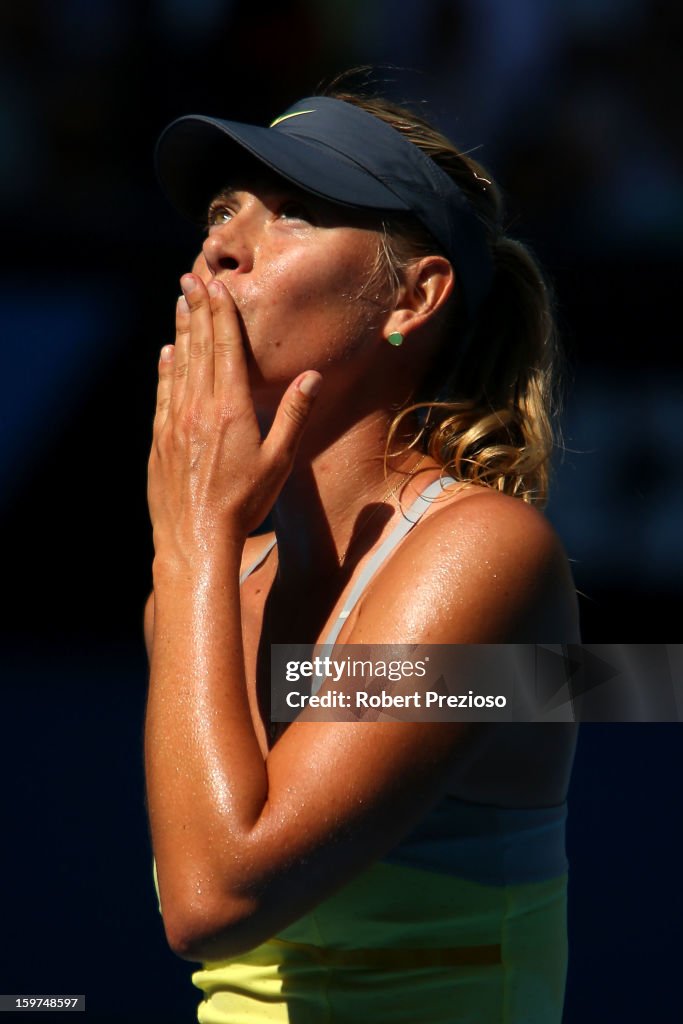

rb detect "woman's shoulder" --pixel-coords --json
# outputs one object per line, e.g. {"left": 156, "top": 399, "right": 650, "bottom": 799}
{"left": 349, "top": 483, "right": 579, "bottom": 644}
{"left": 416, "top": 482, "right": 564, "bottom": 559}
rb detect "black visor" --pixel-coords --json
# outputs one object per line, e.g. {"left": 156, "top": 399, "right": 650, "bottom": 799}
{"left": 155, "top": 95, "right": 493, "bottom": 321}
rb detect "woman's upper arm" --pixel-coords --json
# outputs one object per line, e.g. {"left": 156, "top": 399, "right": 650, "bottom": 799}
{"left": 178, "top": 492, "right": 577, "bottom": 959}
{"left": 261, "top": 492, "right": 576, "bottom": 850}
{"left": 344, "top": 488, "right": 580, "bottom": 646}
{"left": 177, "top": 715, "right": 478, "bottom": 960}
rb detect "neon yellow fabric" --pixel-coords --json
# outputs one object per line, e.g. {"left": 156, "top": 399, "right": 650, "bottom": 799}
{"left": 191, "top": 860, "right": 568, "bottom": 1023}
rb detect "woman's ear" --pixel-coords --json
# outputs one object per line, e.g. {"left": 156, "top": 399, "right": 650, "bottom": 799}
{"left": 384, "top": 256, "right": 455, "bottom": 339}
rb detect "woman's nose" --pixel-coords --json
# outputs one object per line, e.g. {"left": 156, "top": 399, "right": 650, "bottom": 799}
{"left": 202, "top": 216, "right": 254, "bottom": 277}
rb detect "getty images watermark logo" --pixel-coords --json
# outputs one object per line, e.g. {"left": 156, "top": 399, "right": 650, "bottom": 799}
{"left": 271, "top": 644, "right": 683, "bottom": 724}
{"left": 275, "top": 647, "right": 508, "bottom": 719}
{"left": 285, "top": 654, "right": 428, "bottom": 683}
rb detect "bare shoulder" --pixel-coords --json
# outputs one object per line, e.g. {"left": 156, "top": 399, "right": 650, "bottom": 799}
{"left": 420, "top": 485, "right": 567, "bottom": 567}
{"left": 349, "top": 485, "right": 579, "bottom": 644}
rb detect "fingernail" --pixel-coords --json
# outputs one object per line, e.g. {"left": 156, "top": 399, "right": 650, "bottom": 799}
{"left": 298, "top": 373, "right": 321, "bottom": 398}
{"left": 161, "top": 345, "right": 175, "bottom": 362}
{"left": 181, "top": 275, "right": 197, "bottom": 294}
{"left": 177, "top": 295, "right": 190, "bottom": 314}
{"left": 208, "top": 280, "right": 221, "bottom": 298}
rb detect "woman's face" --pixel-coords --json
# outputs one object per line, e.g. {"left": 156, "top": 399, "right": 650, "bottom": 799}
{"left": 190, "top": 171, "right": 391, "bottom": 390}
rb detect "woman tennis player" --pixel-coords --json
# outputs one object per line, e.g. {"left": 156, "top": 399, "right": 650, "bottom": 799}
{"left": 144, "top": 83, "right": 580, "bottom": 1023}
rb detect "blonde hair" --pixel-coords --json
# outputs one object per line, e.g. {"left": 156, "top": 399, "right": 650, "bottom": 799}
{"left": 327, "top": 87, "right": 563, "bottom": 508}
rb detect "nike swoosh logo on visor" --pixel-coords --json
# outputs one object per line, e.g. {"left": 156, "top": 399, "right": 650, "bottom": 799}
{"left": 270, "top": 109, "right": 316, "bottom": 127}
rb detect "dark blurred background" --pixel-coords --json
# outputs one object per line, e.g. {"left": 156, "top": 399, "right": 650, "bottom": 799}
{"left": 1, "top": 2, "right": 681, "bottom": 1022}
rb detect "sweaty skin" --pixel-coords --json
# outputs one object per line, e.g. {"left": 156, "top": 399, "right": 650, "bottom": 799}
{"left": 145, "top": 183, "right": 579, "bottom": 964}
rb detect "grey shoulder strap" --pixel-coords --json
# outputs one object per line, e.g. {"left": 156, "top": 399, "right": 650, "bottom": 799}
{"left": 239, "top": 535, "right": 277, "bottom": 585}
{"left": 319, "top": 475, "right": 456, "bottom": 649}
{"left": 239, "top": 476, "right": 456, "bottom": 650}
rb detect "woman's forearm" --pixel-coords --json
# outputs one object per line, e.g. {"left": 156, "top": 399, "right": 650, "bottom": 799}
{"left": 143, "top": 272, "right": 320, "bottom": 955}
{"left": 145, "top": 536, "right": 270, "bottom": 938}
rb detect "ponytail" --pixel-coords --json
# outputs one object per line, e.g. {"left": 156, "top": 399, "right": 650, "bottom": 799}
{"left": 327, "top": 85, "right": 563, "bottom": 506}
{"left": 417, "top": 235, "right": 561, "bottom": 505}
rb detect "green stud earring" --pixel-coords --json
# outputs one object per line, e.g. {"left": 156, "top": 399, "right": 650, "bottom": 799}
{"left": 387, "top": 332, "right": 404, "bottom": 347}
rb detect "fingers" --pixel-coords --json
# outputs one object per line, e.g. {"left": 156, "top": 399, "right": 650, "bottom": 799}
{"left": 177, "top": 274, "right": 214, "bottom": 406}
{"left": 150, "top": 273, "right": 322, "bottom": 538}
{"left": 153, "top": 344, "right": 176, "bottom": 436}
{"left": 262, "top": 372, "right": 323, "bottom": 470}
{"left": 162, "top": 273, "right": 250, "bottom": 438}
{"left": 171, "top": 292, "right": 192, "bottom": 416}
{"left": 175, "top": 275, "right": 249, "bottom": 410}
{"left": 208, "top": 280, "right": 250, "bottom": 400}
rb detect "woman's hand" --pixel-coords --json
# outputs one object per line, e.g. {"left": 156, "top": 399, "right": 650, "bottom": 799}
{"left": 147, "top": 273, "right": 321, "bottom": 569}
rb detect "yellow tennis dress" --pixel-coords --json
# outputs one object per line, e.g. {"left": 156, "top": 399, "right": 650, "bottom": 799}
{"left": 190, "top": 798, "right": 570, "bottom": 1023}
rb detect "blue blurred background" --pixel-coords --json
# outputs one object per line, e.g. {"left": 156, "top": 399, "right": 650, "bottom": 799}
{"left": 1, "top": 2, "right": 681, "bottom": 1021}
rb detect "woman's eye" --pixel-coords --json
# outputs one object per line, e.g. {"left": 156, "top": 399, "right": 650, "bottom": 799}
{"left": 279, "top": 202, "right": 314, "bottom": 223}
{"left": 207, "top": 205, "right": 232, "bottom": 228}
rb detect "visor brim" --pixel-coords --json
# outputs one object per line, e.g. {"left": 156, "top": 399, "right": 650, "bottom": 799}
{"left": 155, "top": 115, "right": 412, "bottom": 224}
